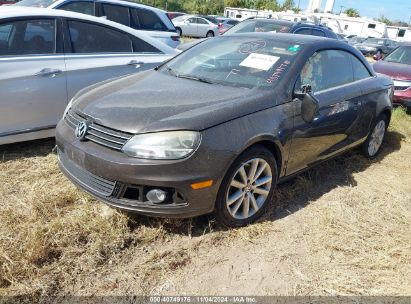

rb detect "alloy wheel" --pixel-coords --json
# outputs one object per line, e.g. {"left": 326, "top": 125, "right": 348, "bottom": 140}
{"left": 368, "top": 120, "right": 386, "bottom": 157}
{"left": 225, "top": 158, "right": 272, "bottom": 220}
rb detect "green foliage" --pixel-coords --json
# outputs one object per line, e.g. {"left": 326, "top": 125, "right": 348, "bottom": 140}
{"left": 254, "top": 0, "right": 279, "bottom": 10}
{"left": 378, "top": 15, "right": 393, "bottom": 26}
{"left": 281, "top": 0, "right": 294, "bottom": 11}
{"left": 344, "top": 8, "right": 360, "bottom": 17}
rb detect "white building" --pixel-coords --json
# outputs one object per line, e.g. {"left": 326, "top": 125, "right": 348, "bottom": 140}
{"left": 315, "top": 13, "right": 388, "bottom": 37}
{"left": 386, "top": 26, "right": 411, "bottom": 42}
{"left": 224, "top": 7, "right": 278, "bottom": 20}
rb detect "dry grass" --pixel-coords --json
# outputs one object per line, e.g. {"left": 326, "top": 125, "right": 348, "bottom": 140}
{"left": 0, "top": 108, "right": 410, "bottom": 297}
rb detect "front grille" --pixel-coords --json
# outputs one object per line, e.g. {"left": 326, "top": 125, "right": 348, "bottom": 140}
{"left": 59, "top": 149, "right": 117, "bottom": 197}
{"left": 64, "top": 109, "right": 133, "bottom": 151}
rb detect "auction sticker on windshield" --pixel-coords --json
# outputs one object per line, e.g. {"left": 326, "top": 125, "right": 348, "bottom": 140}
{"left": 240, "top": 53, "right": 280, "bottom": 71}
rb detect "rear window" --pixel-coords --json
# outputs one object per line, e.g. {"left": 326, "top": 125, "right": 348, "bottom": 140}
{"left": 162, "top": 37, "right": 302, "bottom": 89}
{"left": 68, "top": 20, "right": 132, "bottom": 53}
{"left": 131, "top": 8, "right": 167, "bottom": 31}
{"left": 101, "top": 3, "right": 130, "bottom": 26}
{"left": 58, "top": 1, "right": 94, "bottom": 15}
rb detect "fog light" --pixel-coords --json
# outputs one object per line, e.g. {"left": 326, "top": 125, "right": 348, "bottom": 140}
{"left": 146, "top": 189, "right": 167, "bottom": 203}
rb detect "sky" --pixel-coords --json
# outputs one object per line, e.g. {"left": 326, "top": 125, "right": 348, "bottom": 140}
{"left": 280, "top": 0, "right": 411, "bottom": 22}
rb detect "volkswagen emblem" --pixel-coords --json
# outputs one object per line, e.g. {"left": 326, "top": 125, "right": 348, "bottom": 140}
{"left": 75, "top": 121, "right": 88, "bottom": 141}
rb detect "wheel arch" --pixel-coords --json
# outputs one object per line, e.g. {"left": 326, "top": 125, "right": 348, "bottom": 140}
{"left": 237, "top": 135, "right": 284, "bottom": 178}
{"left": 380, "top": 107, "right": 392, "bottom": 125}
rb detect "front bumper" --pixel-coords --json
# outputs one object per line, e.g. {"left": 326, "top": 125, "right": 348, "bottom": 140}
{"left": 56, "top": 120, "right": 234, "bottom": 218}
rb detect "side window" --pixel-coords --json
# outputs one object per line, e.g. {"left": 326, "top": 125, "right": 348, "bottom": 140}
{"left": 197, "top": 18, "right": 208, "bottom": 25}
{"left": 136, "top": 8, "right": 167, "bottom": 31}
{"left": 101, "top": 4, "right": 130, "bottom": 26}
{"left": 58, "top": 1, "right": 94, "bottom": 16}
{"left": 188, "top": 18, "right": 197, "bottom": 24}
{"left": 350, "top": 55, "right": 371, "bottom": 81}
{"left": 398, "top": 29, "right": 406, "bottom": 38}
{"left": 295, "top": 28, "right": 312, "bottom": 35}
{"left": 300, "top": 50, "right": 353, "bottom": 92}
{"left": 67, "top": 20, "right": 132, "bottom": 53}
{"left": 0, "top": 19, "right": 55, "bottom": 56}
{"left": 131, "top": 36, "right": 161, "bottom": 53}
{"left": 312, "top": 29, "right": 325, "bottom": 37}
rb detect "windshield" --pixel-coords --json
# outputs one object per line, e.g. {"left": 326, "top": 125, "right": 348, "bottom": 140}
{"left": 384, "top": 46, "right": 411, "bottom": 65}
{"left": 13, "top": 0, "right": 57, "bottom": 7}
{"left": 160, "top": 36, "right": 302, "bottom": 89}
{"left": 225, "top": 20, "right": 291, "bottom": 35}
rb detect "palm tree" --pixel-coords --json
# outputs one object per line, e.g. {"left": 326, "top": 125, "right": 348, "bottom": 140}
{"left": 345, "top": 8, "right": 360, "bottom": 17}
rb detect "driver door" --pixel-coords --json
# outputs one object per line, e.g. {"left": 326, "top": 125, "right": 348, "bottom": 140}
{"left": 287, "top": 50, "right": 365, "bottom": 175}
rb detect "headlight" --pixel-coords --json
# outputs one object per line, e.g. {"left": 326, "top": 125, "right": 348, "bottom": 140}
{"left": 122, "top": 131, "right": 201, "bottom": 159}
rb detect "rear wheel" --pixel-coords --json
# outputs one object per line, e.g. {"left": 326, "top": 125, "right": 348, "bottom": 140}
{"left": 406, "top": 106, "right": 411, "bottom": 115}
{"left": 215, "top": 146, "right": 277, "bottom": 227}
{"left": 206, "top": 31, "right": 214, "bottom": 38}
{"left": 361, "top": 114, "right": 388, "bottom": 158}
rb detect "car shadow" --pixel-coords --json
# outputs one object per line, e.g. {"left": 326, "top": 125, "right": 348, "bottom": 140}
{"left": 126, "top": 130, "right": 405, "bottom": 236}
{"left": 0, "top": 138, "right": 56, "bottom": 162}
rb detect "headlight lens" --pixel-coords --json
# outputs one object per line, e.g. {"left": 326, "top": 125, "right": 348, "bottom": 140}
{"left": 122, "top": 131, "right": 201, "bottom": 159}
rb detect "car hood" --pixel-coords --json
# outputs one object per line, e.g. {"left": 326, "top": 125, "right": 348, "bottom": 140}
{"left": 72, "top": 70, "right": 275, "bottom": 134}
{"left": 373, "top": 60, "right": 411, "bottom": 81}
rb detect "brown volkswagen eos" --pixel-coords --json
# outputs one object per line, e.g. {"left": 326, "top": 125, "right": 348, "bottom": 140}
{"left": 57, "top": 33, "right": 393, "bottom": 227}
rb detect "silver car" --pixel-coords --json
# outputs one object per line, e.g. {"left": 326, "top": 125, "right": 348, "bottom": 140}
{"left": 173, "top": 15, "right": 218, "bottom": 38}
{"left": 0, "top": 7, "right": 178, "bottom": 145}
{"left": 14, "top": 0, "right": 181, "bottom": 48}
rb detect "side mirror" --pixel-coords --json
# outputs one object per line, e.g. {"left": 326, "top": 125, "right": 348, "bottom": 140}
{"left": 294, "top": 85, "right": 319, "bottom": 123}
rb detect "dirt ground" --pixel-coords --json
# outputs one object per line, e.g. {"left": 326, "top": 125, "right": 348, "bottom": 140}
{"left": 0, "top": 108, "right": 410, "bottom": 297}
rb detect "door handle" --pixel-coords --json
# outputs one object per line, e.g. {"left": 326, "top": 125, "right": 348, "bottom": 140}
{"left": 35, "top": 68, "right": 63, "bottom": 77}
{"left": 127, "top": 60, "right": 144, "bottom": 68}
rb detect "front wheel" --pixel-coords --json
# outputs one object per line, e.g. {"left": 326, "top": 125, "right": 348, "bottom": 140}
{"left": 361, "top": 114, "right": 388, "bottom": 158}
{"left": 215, "top": 146, "right": 277, "bottom": 227}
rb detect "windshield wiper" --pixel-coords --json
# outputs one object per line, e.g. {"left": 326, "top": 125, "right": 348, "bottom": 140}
{"left": 163, "top": 66, "right": 214, "bottom": 84}
{"left": 175, "top": 74, "right": 214, "bottom": 84}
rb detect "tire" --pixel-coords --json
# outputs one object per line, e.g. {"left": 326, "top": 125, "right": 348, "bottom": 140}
{"left": 406, "top": 107, "right": 411, "bottom": 115}
{"left": 206, "top": 31, "right": 214, "bottom": 38}
{"left": 215, "top": 146, "right": 278, "bottom": 228}
{"left": 361, "top": 114, "right": 388, "bottom": 158}
{"left": 176, "top": 27, "right": 182, "bottom": 37}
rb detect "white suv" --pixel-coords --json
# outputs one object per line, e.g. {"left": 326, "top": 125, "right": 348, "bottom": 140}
{"left": 13, "top": 0, "right": 181, "bottom": 48}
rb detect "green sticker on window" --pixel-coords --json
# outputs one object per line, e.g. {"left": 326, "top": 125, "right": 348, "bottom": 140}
{"left": 288, "top": 45, "right": 301, "bottom": 52}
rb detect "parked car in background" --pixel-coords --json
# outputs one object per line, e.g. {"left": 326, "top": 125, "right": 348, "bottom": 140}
{"left": 13, "top": 0, "right": 180, "bottom": 48}
{"left": 167, "top": 11, "right": 185, "bottom": 20}
{"left": 224, "top": 19, "right": 338, "bottom": 39}
{"left": 173, "top": 15, "right": 218, "bottom": 37}
{"left": 354, "top": 38, "right": 399, "bottom": 56}
{"left": 216, "top": 17, "right": 239, "bottom": 35}
{"left": 374, "top": 45, "right": 411, "bottom": 114}
{"left": 336, "top": 33, "right": 349, "bottom": 43}
{"left": 0, "top": 0, "right": 17, "bottom": 5}
{"left": 0, "top": 7, "right": 178, "bottom": 145}
{"left": 348, "top": 36, "right": 367, "bottom": 46}
{"left": 56, "top": 33, "right": 392, "bottom": 227}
